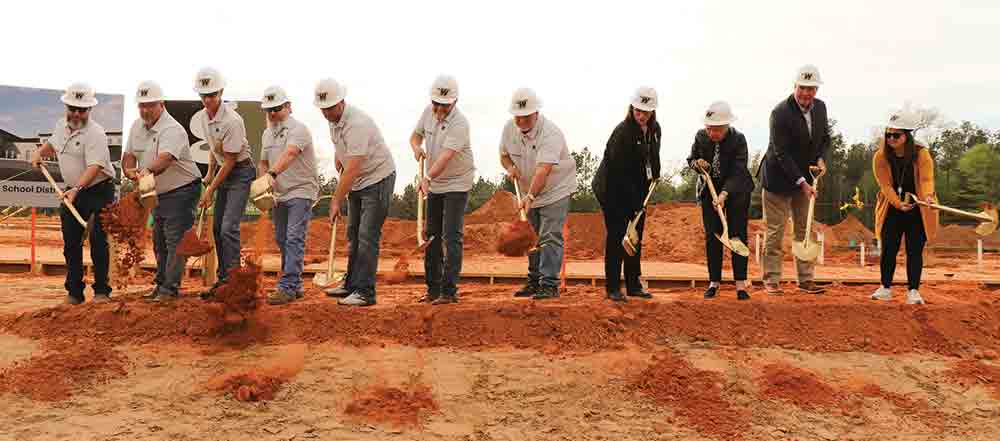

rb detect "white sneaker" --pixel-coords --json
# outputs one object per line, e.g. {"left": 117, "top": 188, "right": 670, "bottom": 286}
{"left": 906, "top": 289, "right": 925, "bottom": 305}
{"left": 871, "top": 287, "right": 892, "bottom": 301}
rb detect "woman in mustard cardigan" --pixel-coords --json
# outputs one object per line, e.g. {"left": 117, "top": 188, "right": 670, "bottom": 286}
{"left": 871, "top": 108, "right": 939, "bottom": 304}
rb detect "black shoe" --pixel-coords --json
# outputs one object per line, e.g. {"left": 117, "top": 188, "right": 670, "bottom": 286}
{"left": 514, "top": 282, "right": 539, "bottom": 298}
{"left": 704, "top": 286, "right": 718, "bottom": 299}
{"left": 531, "top": 285, "right": 560, "bottom": 300}
{"left": 324, "top": 285, "right": 351, "bottom": 298}
{"left": 200, "top": 282, "right": 224, "bottom": 300}
{"left": 142, "top": 288, "right": 159, "bottom": 301}
{"left": 431, "top": 295, "right": 457, "bottom": 305}
{"left": 607, "top": 291, "right": 627, "bottom": 303}
{"left": 65, "top": 295, "right": 84, "bottom": 305}
{"left": 798, "top": 281, "right": 826, "bottom": 295}
{"left": 737, "top": 290, "right": 750, "bottom": 301}
{"left": 627, "top": 289, "right": 652, "bottom": 299}
{"left": 418, "top": 292, "right": 440, "bottom": 303}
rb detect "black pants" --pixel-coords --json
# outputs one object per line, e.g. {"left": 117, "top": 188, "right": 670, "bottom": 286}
{"left": 700, "top": 192, "right": 750, "bottom": 282}
{"left": 424, "top": 191, "right": 469, "bottom": 297}
{"left": 602, "top": 204, "right": 646, "bottom": 294}
{"left": 880, "top": 208, "right": 926, "bottom": 290}
{"left": 60, "top": 180, "right": 115, "bottom": 299}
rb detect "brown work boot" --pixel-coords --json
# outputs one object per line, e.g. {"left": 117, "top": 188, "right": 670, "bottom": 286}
{"left": 798, "top": 281, "right": 826, "bottom": 295}
{"left": 764, "top": 282, "right": 784, "bottom": 295}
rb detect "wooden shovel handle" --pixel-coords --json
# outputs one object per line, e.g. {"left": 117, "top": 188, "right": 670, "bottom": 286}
{"left": 39, "top": 165, "right": 86, "bottom": 227}
{"left": 513, "top": 179, "right": 527, "bottom": 221}
{"left": 699, "top": 169, "right": 729, "bottom": 224}
{"left": 327, "top": 216, "right": 337, "bottom": 275}
{"left": 417, "top": 157, "right": 425, "bottom": 245}
{"left": 906, "top": 192, "right": 994, "bottom": 222}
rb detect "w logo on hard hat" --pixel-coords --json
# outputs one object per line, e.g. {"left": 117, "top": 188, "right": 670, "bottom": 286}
{"left": 200, "top": 78, "right": 212, "bottom": 87}
{"left": 890, "top": 114, "right": 899, "bottom": 122}
{"left": 438, "top": 88, "right": 450, "bottom": 97}
{"left": 640, "top": 96, "right": 651, "bottom": 104}
{"left": 74, "top": 92, "right": 85, "bottom": 100}
{"left": 802, "top": 73, "right": 814, "bottom": 80}
{"left": 515, "top": 99, "right": 528, "bottom": 109}
{"left": 706, "top": 111, "right": 715, "bottom": 118}
{"left": 266, "top": 94, "right": 275, "bottom": 102}
{"left": 317, "top": 92, "right": 328, "bottom": 101}
{"left": 139, "top": 89, "right": 149, "bottom": 97}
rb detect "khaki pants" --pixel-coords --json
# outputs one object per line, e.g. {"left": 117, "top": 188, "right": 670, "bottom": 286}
{"left": 762, "top": 189, "right": 814, "bottom": 284}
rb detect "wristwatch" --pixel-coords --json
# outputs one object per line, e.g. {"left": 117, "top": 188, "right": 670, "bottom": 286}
{"left": 268, "top": 170, "right": 278, "bottom": 179}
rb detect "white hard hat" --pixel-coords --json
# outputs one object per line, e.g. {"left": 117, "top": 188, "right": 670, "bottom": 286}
{"left": 190, "top": 111, "right": 206, "bottom": 139}
{"left": 703, "top": 101, "right": 737, "bottom": 126}
{"left": 193, "top": 67, "right": 226, "bottom": 94}
{"left": 430, "top": 75, "right": 459, "bottom": 104}
{"left": 630, "top": 86, "right": 658, "bottom": 112}
{"left": 60, "top": 82, "right": 99, "bottom": 108}
{"left": 135, "top": 80, "right": 164, "bottom": 104}
{"left": 190, "top": 140, "right": 211, "bottom": 164}
{"left": 260, "top": 86, "right": 289, "bottom": 109}
{"left": 887, "top": 108, "right": 919, "bottom": 131}
{"left": 795, "top": 64, "right": 823, "bottom": 87}
{"left": 509, "top": 87, "right": 541, "bottom": 117}
{"left": 314, "top": 78, "right": 346, "bottom": 109}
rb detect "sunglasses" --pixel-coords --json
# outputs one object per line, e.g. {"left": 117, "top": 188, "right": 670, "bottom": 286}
{"left": 885, "top": 132, "right": 905, "bottom": 140}
{"left": 66, "top": 106, "right": 89, "bottom": 114}
{"left": 431, "top": 101, "right": 451, "bottom": 108}
{"left": 199, "top": 91, "right": 220, "bottom": 99}
{"left": 264, "top": 105, "right": 285, "bottom": 113}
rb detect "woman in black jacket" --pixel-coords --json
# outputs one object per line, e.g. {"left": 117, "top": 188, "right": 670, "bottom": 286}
{"left": 592, "top": 87, "right": 661, "bottom": 302}
{"left": 687, "top": 101, "right": 754, "bottom": 300}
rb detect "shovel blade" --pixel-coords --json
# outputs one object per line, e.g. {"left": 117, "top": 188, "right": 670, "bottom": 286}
{"left": 622, "top": 237, "right": 638, "bottom": 256}
{"left": 312, "top": 272, "right": 331, "bottom": 288}
{"left": 792, "top": 241, "right": 820, "bottom": 262}
{"left": 729, "top": 237, "right": 751, "bottom": 257}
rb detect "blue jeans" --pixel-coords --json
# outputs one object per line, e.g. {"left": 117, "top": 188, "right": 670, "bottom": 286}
{"left": 527, "top": 196, "right": 570, "bottom": 288}
{"left": 424, "top": 191, "right": 469, "bottom": 297}
{"left": 153, "top": 180, "right": 200, "bottom": 295}
{"left": 213, "top": 163, "right": 255, "bottom": 282}
{"left": 272, "top": 198, "right": 312, "bottom": 293}
{"left": 345, "top": 172, "right": 395, "bottom": 298}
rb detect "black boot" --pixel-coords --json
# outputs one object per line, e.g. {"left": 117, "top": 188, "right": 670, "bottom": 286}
{"left": 531, "top": 285, "right": 560, "bottom": 300}
{"left": 737, "top": 290, "right": 750, "bottom": 301}
{"left": 704, "top": 286, "right": 718, "bottom": 299}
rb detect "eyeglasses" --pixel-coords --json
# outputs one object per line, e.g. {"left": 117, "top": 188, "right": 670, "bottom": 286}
{"left": 199, "top": 91, "right": 220, "bottom": 98}
{"left": 885, "top": 132, "right": 905, "bottom": 140}
{"left": 264, "top": 105, "right": 284, "bottom": 113}
{"left": 431, "top": 101, "right": 451, "bottom": 109}
{"left": 66, "top": 106, "right": 89, "bottom": 114}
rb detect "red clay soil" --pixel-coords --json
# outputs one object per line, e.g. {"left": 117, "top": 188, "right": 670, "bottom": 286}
{"left": 631, "top": 350, "right": 750, "bottom": 440}
{"left": 0, "top": 340, "right": 128, "bottom": 401}
{"left": 497, "top": 220, "right": 537, "bottom": 257}
{"left": 757, "top": 363, "right": 856, "bottom": 412}
{"left": 858, "top": 383, "right": 947, "bottom": 427}
{"left": 385, "top": 255, "right": 410, "bottom": 284}
{"left": 344, "top": 379, "right": 439, "bottom": 428}
{"left": 211, "top": 255, "right": 261, "bottom": 322}
{"left": 100, "top": 191, "right": 148, "bottom": 286}
{"left": 205, "top": 344, "right": 306, "bottom": 402}
{"left": 177, "top": 228, "right": 212, "bottom": 257}
{"left": 945, "top": 360, "right": 1000, "bottom": 399}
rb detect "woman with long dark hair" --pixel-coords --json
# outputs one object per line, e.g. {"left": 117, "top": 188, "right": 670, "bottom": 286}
{"left": 871, "top": 108, "right": 939, "bottom": 304}
{"left": 592, "top": 87, "right": 661, "bottom": 302}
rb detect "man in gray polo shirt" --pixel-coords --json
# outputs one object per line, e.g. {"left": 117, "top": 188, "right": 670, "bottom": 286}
{"left": 499, "top": 88, "right": 577, "bottom": 300}
{"left": 258, "top": 86, "right": 319, "bottom": 305}
{"left": 410, "top": 75, "right": 475, "bottom": 305}
{"left": 315, "top": 78, "right": 396, "bottom": 307}
{"left": 192, "top": 67, "right": 257, "bottom": 299}
{"left": 30, "top": 83, "right": 117, "bottom": 305}
{"left": 123, "top": 80, "right": 202, "bottom": 302}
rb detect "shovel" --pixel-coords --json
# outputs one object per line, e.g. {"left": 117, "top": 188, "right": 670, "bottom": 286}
{"left": 906, "top": 193, "right": 999, "bottom": 236}
{"left": 791, "top": 167, "right": 823, "bottom": 262}
{"left": 250, "top": 175, "right": 276, "bottom": 213}
{"left": 698, "top": 169, "right": 750, "bottom": 257}
{"left": 178, "top": 207, "right": 212, "bottom": 257}
{"left": 497, "top": 178, "right": 540, "bottom": 257}
{"left": 39, "top": 164, "right": 86, "bottom": 227}
{"left": 312, "top": 216, "right": 341, "bottom": 288}
{"left": 386, "top": 158, "right": 435, "bottom": 284}
{"left": 138, "top": 173, "right": 158, "bottom": 210}
{"left": 623, "top": 181, "right": 658, "bottom": 257}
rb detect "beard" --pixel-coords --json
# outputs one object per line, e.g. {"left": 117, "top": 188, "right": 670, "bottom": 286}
{"left": 67, "top": 118, "right": 86, "bottom": 131}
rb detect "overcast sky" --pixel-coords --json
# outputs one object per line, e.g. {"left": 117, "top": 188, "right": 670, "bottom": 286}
{"left": 4, "top": 0, "right": 998, "bottom": 191}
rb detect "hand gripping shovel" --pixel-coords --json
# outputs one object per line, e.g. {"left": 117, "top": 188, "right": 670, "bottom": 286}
{"left": 699, "top": 169, "right": 750, "bottom": 257}
{"left": 415, "top": 157, "right": 434, "bottom": 251}
{"left": 623, "top": 181, "right": 658, "bottom": 257}
{"left": 312, "top": 215, "right": 341, "bottom": 288}
{"left": 906, "top": 193, "right": 999, "bottom": 236}
{"left": 792, "top": 167, "right": 822, "bottom": 262}
{"left": 39, "top": 164, "right": 86, "bottom": 227}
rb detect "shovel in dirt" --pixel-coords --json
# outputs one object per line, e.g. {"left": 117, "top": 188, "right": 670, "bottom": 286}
{"left": 791, "top": 167, "right": 823, "bottom": 262}
{"left": 312, "top": 216, "right": 342, "bottom": 288}
{"left": 906, "top": 193, "right": 999, "bottom": 236}
{"left": 698, "top": 169, "right": 750, "bottom": 257}
{"left": 497, "top": 179, "right": 540, "bottom": 257}
{"left": 178, "top": 207, "right": 212, "bottom": 257}
{"left": 386, "top": 158, "right": 436, "bottom": 284}
{"left": 623, "top": 180, "right": 659, "bottom": 257}
{"left": 39, "top": 164, "right": 86, "bottom": 227}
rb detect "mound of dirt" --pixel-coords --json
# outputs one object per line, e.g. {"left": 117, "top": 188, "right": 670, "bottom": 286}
{"left": 830, "top": 214, "right": 874, "bottom": 247}
{"left": 631, "top": 350, "right": 749, "bottom": 440}
{"left": 344, "top": 379, "right": 439, "bottom": 428}
{"left": 466, "top": 190, "right": 519, "bottom": 225}
{"left": 205, "top": 344, "right": 306, "bottom": 402}
{"left": 0, "top": 340, "right": 128, "bottom": 401}
{"left": 758, "top": 363, "right": 854, "bottom": 412}
{"left": 945, "top": 360, "right": 1000, "bottom": 399}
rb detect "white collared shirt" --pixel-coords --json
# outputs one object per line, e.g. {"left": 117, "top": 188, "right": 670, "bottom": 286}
{"left": 125, "top": 110, "right": 202, "bottom": 194}
{"left": 413, "top": 105, "right": 475, "bottom": 193}
{"left": 193, "top": 103, "right": 252, "bottom": 164}
{"left": 498, "top": 114, "right": 576, "bottom": 208}
{"left": 46, "top": 118, "right": 116, "bottom": 187}
{"left": 328, "top": 105, "right": 396, "bottom": 192}
{"left": 262, "top": 116, "right": 319, "bottom": 202}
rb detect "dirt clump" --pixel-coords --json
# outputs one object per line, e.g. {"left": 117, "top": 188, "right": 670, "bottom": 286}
{"left": 385, "top": 255, "right": 410, "bottom": 284}
{"left": 344, "top": 375, "right": 439, "bottom": 428}
{"left": 205, "top": 344, "right": 306, "bottom": 402}
{"left": 0, "top": 340, "right": 128, "bottom": 401}
{"left": 177, "top": 228, "right": 211, "bottom": 257}
{"left": 100, "top": 191, "right": 148, "bottom": 288}
{"left": 630, "top": 350, "right": 750, "bottom": 440}
{"left": 210, "top": 253, "right": 261, "bottom": 323}
{"left": 758, "top": 363, "right": 855, "bottom": 412}
{"left": 497, "top": 220, "right": 537, "bottom": 257}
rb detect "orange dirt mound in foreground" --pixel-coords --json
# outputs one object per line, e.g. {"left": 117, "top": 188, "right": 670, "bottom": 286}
{"left": 344, "top": 380, "right": 439, "bottom": 428}
{"left": 0, "top": 340, "right": 128, "bottom": 401}
{"left": 205, "top": 344, "right": 306, "bottom": 402}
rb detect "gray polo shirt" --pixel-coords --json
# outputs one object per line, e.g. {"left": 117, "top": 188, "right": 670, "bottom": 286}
{"left": 194, "top": 103, "right": 252, "bottom": 164}
{"left": 47, "top": 118, "right": 116, "bottom": 187}
{"left": 262, "top": 116, "right": 319, "bottom": 202}
{"left": 125, "top": 110, "right": 202, "bottom": 194}
{"left": 414, "top": 105, "right": 475, "bottom": 194}
{"left": 498, "top": 114, "right": 576, "bottom": 208}
{"left": 329, "top": 105, "right": 396, "bottom": 192}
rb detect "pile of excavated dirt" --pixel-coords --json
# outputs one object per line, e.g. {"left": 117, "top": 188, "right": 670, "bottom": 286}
{"left": 205, "top": 344, "right": 306, "bottom": 402}
{"left": 0, "top": 340, "right": 128, "bottom": 401}
{"left": 100, "top": 191, "right": 148, "bottom": 287}
{"left": 344, "top": 378, "right": 439, "bottom": 428}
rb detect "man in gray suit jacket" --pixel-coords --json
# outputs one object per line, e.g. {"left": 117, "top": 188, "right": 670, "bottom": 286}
{"left": 759, "top": 64, "right": 830, "bottom": 295}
